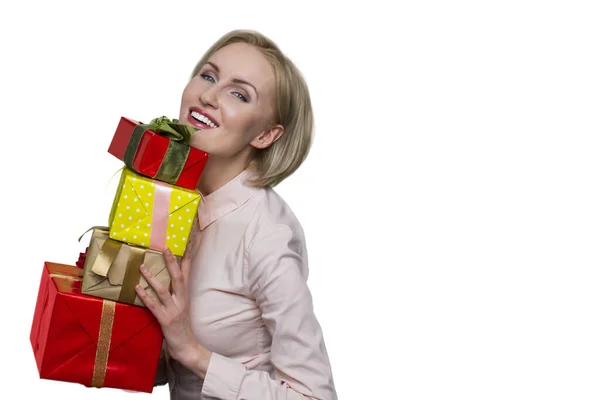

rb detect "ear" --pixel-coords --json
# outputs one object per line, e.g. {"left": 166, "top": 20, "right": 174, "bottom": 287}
{"left": 250, "top": 124, "right": 284, "bottom": 149}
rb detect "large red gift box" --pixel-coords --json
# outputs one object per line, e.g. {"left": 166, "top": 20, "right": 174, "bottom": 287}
{"left": 30, "top": 261, "right": 163, "bottom": 393}
{"left": 108, "top": 116, "right": 209, "bottom": 190}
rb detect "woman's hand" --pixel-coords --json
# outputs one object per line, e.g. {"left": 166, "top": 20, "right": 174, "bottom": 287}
{"left": 135, "top": 221, "right": 212, "bottom": 378}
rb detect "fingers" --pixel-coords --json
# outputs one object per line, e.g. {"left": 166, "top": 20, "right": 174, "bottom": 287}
{"left": 163, "top": 248, "right": 186, "bottom": 298}
{"left": 180, "top": 253, "right": 192, "bottom": 283}
{"left": 139, "top": 264, "right": 174, "bottom": 308}
{"left": 181, "top": 217, "right": 200, "bottom": 278}
{"left": 135, "top": 283, "right": 166, "bottom": 320}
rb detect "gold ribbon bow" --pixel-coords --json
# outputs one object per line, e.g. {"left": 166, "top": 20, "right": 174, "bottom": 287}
{"left": 79, "top": 226, "right": 145, "bottom": 304}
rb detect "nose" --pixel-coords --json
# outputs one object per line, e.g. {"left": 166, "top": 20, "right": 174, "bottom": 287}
{"left": 199, "top": 84, "right": 219, "bottom": 109}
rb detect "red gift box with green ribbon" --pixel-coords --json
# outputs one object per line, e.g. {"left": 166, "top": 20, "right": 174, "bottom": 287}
{"left": 108, "top": 116, "right": 209, "bottom": 190}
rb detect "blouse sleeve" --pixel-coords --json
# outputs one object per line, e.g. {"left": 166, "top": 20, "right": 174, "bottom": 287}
{"left": 199, "top": 222, "right": 337, "bottom": 400}
{"left": 153, "top": 340, "right": 169, "bottom": 387}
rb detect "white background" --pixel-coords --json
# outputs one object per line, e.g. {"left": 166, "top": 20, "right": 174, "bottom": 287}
{"left": 1, "top": 1, "right": 599, "bottom": 399}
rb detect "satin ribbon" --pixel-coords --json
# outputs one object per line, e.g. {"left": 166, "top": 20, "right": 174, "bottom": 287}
{"left": 49, "top": 273, "right": 83, "bottom": 291}
{"left": 118, "top": 247, "right": 145, "bottom": 304}
{"left": 79, "top": 227, "right": 146, "bottom": 305}
{"left": 90, "top": 237, "right": 121, "bottom": 277}
{"left": 90, "top": 300, "right": 116, "bottom": 388}
{"left": 34, "top": 265, "right": 113, "bottom": 387}
{"left": 150, "top": 180, "right": 172, "bottom": 251}
{"left": 123, "top": 116, "right": 198, "bottom": 185}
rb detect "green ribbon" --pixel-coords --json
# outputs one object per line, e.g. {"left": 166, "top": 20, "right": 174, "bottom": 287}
{"left": 123, "top": 116, "right": 198, "bottom": 185}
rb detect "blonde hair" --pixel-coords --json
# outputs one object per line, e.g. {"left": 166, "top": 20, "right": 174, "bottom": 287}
{"left": 189, "top": 29, "right": 313, "bottom": 188}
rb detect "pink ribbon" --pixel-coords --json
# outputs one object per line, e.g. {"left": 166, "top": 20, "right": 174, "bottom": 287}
{"left": 150, "top": 181, "right": 172, "bottom": 251}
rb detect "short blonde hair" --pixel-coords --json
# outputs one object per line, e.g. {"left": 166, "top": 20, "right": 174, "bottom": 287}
{"left": 189, "top": 29, "right": 313, "bottom": 188}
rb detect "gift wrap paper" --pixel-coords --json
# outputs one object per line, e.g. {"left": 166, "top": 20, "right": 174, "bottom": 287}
{"left": 81, "top": 228, "right": 174, "bottom": 307}
{"left": 109, "top": 168, "right": 201, "bottom": 256}
{"left": 107, "top": 116, "right": 209, "bottom": 190}
{"left": 30, "top": 262, "right": 163, "bottom": 393}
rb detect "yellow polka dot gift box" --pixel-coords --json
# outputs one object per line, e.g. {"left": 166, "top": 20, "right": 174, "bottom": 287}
{"left": 108, "top": 168, "right": 201, "bottom": 257}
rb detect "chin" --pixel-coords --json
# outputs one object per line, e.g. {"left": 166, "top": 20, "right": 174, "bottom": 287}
{"left": 189, "top": 137, "right": 211, "bottom": 153}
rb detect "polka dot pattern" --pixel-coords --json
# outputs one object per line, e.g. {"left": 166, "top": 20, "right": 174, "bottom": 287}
{"left": 166, "top": 186, "right": 198, "bottom": 251}
{"left": 109, "top": 168, "right": 201, "bottom": 256}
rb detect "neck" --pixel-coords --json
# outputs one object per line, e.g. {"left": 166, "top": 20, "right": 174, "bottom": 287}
{"left": 197, "top": 156, "right": 250, "bottom": 196}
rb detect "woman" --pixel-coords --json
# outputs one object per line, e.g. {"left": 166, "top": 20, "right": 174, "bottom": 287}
{"left": 134, "top": 29, "right": 337, "bottom": 400}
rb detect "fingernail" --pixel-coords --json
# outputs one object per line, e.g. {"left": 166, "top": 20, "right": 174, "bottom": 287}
{"left": 140, "top": 265, "right": 147, "bottom": 273}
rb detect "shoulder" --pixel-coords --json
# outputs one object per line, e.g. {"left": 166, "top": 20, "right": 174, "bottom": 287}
{"left": 244, "top": 186, "right": 310, "bottom": 292}
{"left": 247, "top": 186, "right": 306, "bottom": 249}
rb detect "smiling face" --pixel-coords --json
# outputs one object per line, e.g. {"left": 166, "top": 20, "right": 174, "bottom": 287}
{"left": 179, "top": 42, "right": 283, "bottom": 167}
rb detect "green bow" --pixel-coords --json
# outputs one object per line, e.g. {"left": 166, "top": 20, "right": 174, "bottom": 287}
{"left": 123, "top": 116, "right": 199, "bottom": 184}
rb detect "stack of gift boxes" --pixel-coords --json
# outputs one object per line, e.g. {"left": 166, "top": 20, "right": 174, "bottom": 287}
{"left": 30, "top": 116, "right": 209, "bottom": 393}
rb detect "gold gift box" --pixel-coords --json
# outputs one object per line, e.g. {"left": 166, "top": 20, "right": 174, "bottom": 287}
{"left": 81, "top": 228, "right": 173, "bottom": 307}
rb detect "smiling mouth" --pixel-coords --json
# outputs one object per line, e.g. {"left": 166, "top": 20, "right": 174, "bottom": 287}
{"left": 190, "top": 110, "right": 218, "bottom": 128}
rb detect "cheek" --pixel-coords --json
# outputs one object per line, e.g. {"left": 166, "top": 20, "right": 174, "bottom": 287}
{"left": 178, "top": 95, "right": 189, "bottom": 120}
{"left": 179, "top": 84, "right": 198, "bottom": 119}
{"left": 220, "top": 107, "right": 250, "bottom": 131}
{"left": 221, "top": 103, "right": 265, "bottom": 132}
{"left": 181, "top": 84, "right": 194, "bottom": 104}
{"left": 181, "top": 79, "right": 205, "bottom": 104}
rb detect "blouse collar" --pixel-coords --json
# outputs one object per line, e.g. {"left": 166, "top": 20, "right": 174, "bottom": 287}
{"left": 197, "top": 169, "right": 259, "bottom": 230}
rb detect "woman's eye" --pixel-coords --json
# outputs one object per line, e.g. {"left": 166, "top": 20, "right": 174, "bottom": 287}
{"left": 200, "top": 73, "right": 215, "bottom": 83}
{"left": 233, "top": 92, "right": 248, "bottom": 102}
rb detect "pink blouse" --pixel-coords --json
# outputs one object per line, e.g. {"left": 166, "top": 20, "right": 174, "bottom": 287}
{"left": 186, "top": 169, "right": 337, "bottom": 399}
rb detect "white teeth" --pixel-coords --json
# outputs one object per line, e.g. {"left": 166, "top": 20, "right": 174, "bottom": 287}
{"left": 191, "top": 111, "right": 217, "bottom": 128}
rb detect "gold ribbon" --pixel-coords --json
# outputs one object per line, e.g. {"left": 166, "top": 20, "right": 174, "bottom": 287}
{"left": 91, "top": 300, "right": 116, "bottom": 388}
{"left": 81, "top": 226, "right": 146, "bottom": 305}
{"left": 118, "top": 247, "right": 145, "bottom": 304}
{"left": 91, "top": 239, "right": 123, "bottom": 277}
{"left": 49, "top": 270, "right": 83, "bottom": 293}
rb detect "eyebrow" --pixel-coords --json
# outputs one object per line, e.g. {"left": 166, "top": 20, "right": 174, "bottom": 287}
{"left": 205, "top": 61, "right": 259, "bottom": 99}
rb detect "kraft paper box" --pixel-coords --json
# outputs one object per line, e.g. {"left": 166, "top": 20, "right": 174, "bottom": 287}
{"left": 30, "top": 261, "right": 163, "bottom": 393}
{"left": 108, "top": 167, "right": 201, "bottom": 257}
{"left": 81, "top": 227, "right": 174, "bottom": 307}
{"left": 107, "top": 116, "right": 209, "bottom": 190}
